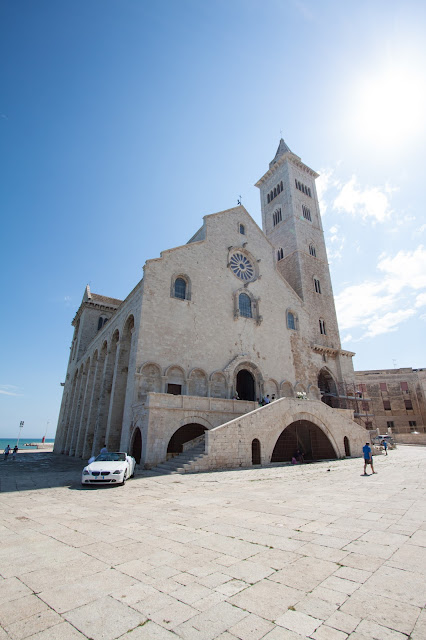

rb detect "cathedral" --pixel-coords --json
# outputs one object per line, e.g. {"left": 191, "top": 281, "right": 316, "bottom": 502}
{"left": 54, "top": 140, "right": 368, "bottom": 470}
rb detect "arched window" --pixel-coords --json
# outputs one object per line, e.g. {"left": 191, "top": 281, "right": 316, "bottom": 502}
{"left": 287, "top": 311, "right": 297, "bottom": 330}
{"left": 239, "top": 293, "right": 252, "bottom": 318}
{"left": 309, "top": 244, "right": 316, "bottom": 257}
{"left": 174, "top": 278, "right": 186, "bottom": 300}
{"left": 97, "top": 316, "right": 108, "bottom": 331}
{"left": 267, "top": 194, "right": 270, "bottom": 203}
{"left": 319, "top": 318, "right": 326, "bottom": 335}
{"left": 239, "top": 223, "right": 245, "bottom": 235}
{"left": 314, "top": 278, "right": 321, "bottom": 293}
{"left": 280, "top": 181, "right": 283, "bottom": 190}
{"left": 273, "top": 187, "right": 277, "bottom": 197}
{"left": 277, "top": 248, "right": 284, "bottom": 261}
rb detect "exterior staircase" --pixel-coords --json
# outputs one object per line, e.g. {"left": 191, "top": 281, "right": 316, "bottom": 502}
{"left": 147, "top": 436, "right": 206, "bottom": 475}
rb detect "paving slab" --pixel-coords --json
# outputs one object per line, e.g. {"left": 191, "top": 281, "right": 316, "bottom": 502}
{"left": 1, "top": 446, "right": 426, "bottom": 640}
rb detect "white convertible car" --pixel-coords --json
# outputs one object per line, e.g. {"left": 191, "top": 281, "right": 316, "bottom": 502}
{"left": 81, "top": 452, "right": 136, "bottom": 486}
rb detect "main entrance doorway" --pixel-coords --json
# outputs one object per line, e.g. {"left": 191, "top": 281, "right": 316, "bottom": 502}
{"left": 271, "top": 420, "right": 337, "bottom": 462}
{"left": 236, "top": 370, "right": 255, "bottom": 401}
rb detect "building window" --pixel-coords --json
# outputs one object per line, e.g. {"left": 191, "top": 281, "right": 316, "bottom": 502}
{"left": 314, "top": 278, "right": 321, "bottom": 294}
{"left": 97, "top": 316, "right": 108, "bottom": 331}
{"left": 273, "top": 208, "right": 282, "bottom": 226}
{"left": 319, "top": 318, "right": 326, "bottom": 335}
{"left": 239, "top": 223, "right": 245, "bottom": 235}
{"left": 174, "top": 278, "right": 187, "bottom": 300}
{"left": 302, "top": 205, "right": 312, "bottom": 221}
{"left": 380, "top": 382, "right": 387, "bottom": 392}
{"left": 387, "top": 421, "right": 394, "bottom": 428}
{"left": 358, "top": 383, "right": 367, "bottom": 393}
{"left": 167, "top": 384, "right": 182, "bottom": 395}
{"left": 287, "top": 311, "right": 298, "bottom": 330}
{"left": 309, "top": 244, "right": 316, "bottom": 257}
{"left": 171, "top": 274, "right": 192, "bottom": 301}
{"left": 401, "top": 381, "right": 409, "bottom": 392}
{"left": 405, "top": 399, "right": 413, "bottom": 410}
{"left": 277, "top": 248, "right": 284, "bottom": 261}
{"left": 238, "top": 293, "right": 252, "bottom": 318}
{"left": 295, "top": 179, "right": 312, "bottom": 197}
{"left": 409, "top": 421, "right": 417, "bottom": 427}
{"left": 383, "top": 400, "right": 391, "bottom": 410}
{"left": 362, "top": 401, "right": 369, "bottom": 412}
{"left": 268, "top": 181, "right": 283, "bottom": 203}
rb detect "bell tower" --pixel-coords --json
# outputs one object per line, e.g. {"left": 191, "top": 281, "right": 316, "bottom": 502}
{"left": 255, "top": 139, "right": 342, "bottom": 352}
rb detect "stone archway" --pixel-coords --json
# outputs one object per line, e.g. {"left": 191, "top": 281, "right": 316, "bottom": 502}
{"left": 236, "top": 370, "right": 255, "bottom": 401}
{"left": 318, "top": 369, "right": 337, "bottom": 407}
{"left": 344, "top": 436, "right": 351, "bottom": 457}
{"left": 130, "top": 427, "right": 142, "bottom": 464}
{"left": 271, "top": 420, "right": 337, "bottom": 462}
{"left": 167, "top": 423, "right": 206, "bottom": 456}
{"left": 252, "top": 439, "right": 261, "bottom": 465}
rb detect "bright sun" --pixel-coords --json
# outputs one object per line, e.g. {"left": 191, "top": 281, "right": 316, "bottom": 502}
{"left": 350, "top": 64, "right": 426, "bottom": 147}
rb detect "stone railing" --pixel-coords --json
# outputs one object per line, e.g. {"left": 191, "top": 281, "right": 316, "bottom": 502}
{"left": 182, "top": 434, "right": 206, "bottom": 452}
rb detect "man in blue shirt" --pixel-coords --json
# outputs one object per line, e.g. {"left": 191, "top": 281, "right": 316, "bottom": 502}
{"left": 363, "top": 442, "right": 377, "bottom": 475}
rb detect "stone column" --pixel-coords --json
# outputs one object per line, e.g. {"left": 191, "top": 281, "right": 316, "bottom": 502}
{"left": 74, "top": 359, "right": 96, "bottom": 458}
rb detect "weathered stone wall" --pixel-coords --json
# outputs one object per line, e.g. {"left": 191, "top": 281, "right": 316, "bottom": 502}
{"left": 354, "top": 368, "right": 426, "bottom": 434}
{"left": 196, "top": 397, "right": 367, "bottom": 472}
{"left": 131, "top": 392, "right": 258, "bottom": 467}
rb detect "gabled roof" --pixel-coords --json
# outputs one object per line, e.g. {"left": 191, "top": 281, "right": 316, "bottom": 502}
{"left": 82, "top": 284, "right": 122, "bottom": 307}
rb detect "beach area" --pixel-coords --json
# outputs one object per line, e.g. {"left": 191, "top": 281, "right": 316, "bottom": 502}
{"left": 1, "top": 445, "right": 426, "bottom": 639}
{"left": 0, "top": 439, "right": 54, "bottom": 452}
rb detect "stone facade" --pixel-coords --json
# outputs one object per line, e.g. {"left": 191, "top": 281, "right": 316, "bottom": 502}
{"left": 354, "top": 368, "right": 426, "bottom": 436}
{"left": 55, "top": 140, "right": 369, "bottom": 469}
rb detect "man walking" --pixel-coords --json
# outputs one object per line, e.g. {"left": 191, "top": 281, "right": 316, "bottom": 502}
{"left": 3, "top": 445, "right": 11, "bottom": 461}
{"left": 363, "top": 442, "right": 377, "bottom": 475}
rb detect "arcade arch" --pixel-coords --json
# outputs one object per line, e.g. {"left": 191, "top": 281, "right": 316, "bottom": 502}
{"left": 271, "top": 420, "right": 337, "bottom": 463}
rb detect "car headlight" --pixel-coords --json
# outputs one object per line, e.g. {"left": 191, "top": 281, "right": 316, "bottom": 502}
{"left": 113, "top": 470, "right": 122, "bottom": 474}
{"left": 83, "top": 469, "right": 90, "bottom": 475}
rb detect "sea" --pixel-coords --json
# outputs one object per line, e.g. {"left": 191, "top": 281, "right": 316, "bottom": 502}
{"left": 0, "top": 438, "right": 55, "bottom": 451}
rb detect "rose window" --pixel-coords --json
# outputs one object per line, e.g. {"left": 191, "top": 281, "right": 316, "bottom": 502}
{"left": 230, "top": 253, "right": 255, "bottom": 281}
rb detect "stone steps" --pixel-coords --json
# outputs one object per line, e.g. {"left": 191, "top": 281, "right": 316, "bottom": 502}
{"left": 148, "top": 440, "right": 206, "bottom": 475}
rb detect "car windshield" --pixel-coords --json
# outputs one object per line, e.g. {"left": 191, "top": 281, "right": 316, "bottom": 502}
{"left": 95, "top": 453, "right": 126, "bottom": 462}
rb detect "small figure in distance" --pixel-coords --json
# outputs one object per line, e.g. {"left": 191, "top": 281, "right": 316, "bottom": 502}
{"left": 271, "top": 394, "right": 276, "bottom": 401}
{"left": 294, "top": 448, "right": 304, "bottom": 463}
{"left": 363, "top": 442, "right": 377, "bottom": 475}
{"left": 263, "top": 395, "right": 270, "bottom": 404}
{"left": 383, "top": 440, "right": 388, "bottom": 456}
{"left": 12, "top": 445, "right": 18, "bottom": 461}
{"left": 232, "top": 392, "right": 240, "bottom": 400}
{"left": 100, "top": 444, "right": 108, "bottom": 455}
{"left": 3, "top": 444, "right": 11, "bottom": 461}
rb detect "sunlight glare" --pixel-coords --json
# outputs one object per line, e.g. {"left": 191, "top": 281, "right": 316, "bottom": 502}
{"left": 350, "top": 65, "right": 426, "bottom": 147}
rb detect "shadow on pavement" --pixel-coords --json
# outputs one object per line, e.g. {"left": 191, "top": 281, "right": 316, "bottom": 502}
{"left": 0, "top": 452, "right": 84, "bottom": 493}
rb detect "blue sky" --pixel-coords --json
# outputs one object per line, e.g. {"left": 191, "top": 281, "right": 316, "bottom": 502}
{"left": 1, "top": 0, "right": 426, "bottom": 438}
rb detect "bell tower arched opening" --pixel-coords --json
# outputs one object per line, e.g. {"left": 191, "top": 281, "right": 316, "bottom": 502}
{"left": 236, "top": 370, "right": 255, "bottom": 401}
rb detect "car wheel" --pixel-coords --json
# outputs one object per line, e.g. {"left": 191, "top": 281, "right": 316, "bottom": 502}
{"left": 121, "top": 471, "right": 127, "bottom": 486}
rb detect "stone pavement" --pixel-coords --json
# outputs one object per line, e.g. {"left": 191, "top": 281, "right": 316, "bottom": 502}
{"left": 0, "top": 447, "right": 425, "bottom": 640}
